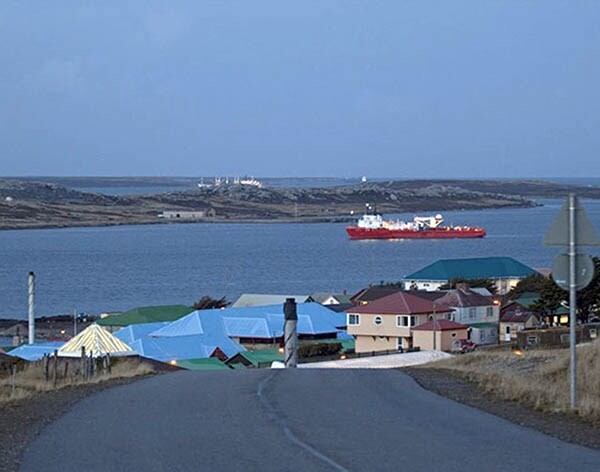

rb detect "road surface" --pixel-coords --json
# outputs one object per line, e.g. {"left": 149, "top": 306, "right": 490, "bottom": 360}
{"left": 21, "top": 370, "right": 600, "bottom": 471}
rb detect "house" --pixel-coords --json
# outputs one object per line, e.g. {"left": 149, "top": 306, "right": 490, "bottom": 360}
{"left": 499, "top": 303, "right": 540, "bottom": 342}
{"left": 403, "top": 257, "right": 537, "bottom": 294}
{"left": 225, "top": 349, "right": 283, "bottom": 369}
{"left": 350, "top": 286, "right": 402, "bottom": 305}
{"left": 433, "top": 285, "right": 500, "bottom": 345}
{"left": 310, "top": 292, "right": 353, "bottom": 306}
{"left": 411, "top": 320, "right": 469, "bottom": 351}
{"left": 516, "top": 324, "right": 600, "bottom": 349}
{"left": 346, "top": 292, "right": 453, "bottom": 353}
{"left": 97, "top": 305, "right": 194, "bottom": 330}
{"left": 232, "top": 294, "right": 311, "bottom": 308}
{"left": 505, "top": 292, "right": 569, "bottom": 326}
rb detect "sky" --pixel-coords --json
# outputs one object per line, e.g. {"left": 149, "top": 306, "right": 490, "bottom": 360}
{"left": 0, "top": 1, "right": 599, "bottom": 178}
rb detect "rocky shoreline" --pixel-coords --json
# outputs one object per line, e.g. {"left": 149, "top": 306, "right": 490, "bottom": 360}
{"left": 0, "top": 177, "right": 596, "bottom": 231}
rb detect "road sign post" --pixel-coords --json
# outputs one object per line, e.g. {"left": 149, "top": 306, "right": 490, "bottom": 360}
{"left": 544, "top": 194, "right": 600, "bottom": 410}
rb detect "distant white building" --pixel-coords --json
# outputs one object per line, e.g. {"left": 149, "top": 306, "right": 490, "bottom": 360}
{"left": 159, "top": 209, "right": 215, "bottom": 219}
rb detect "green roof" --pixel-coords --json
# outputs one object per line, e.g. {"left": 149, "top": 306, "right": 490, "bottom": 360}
{"left": 405, "top": 257, "right": 536, "bottom": 281}
{"left": 97, "top": 305, "right": 194, "bottom": 327}
{"left": 177, "top": 358, "right": 230, "bottom": 371}
{"left": 230, "top": 349, "right": 283, "bottom": 367}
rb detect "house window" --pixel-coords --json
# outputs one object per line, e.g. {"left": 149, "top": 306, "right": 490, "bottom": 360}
{"left": 527, "top": 335, "right": 539, "bottom": 346}
{"left": 373, "top": 316, "right": 383, "bottom": 326}
{"left": 396, "top": 316, "right": 415, "bottom": 327}
{"left": 505, "top": 326, "right": 511, "bottom": 334}
{"left": 348, "top": 314, "right": 360, "bottom": 326}
{"left": 469, "top": 308, "right": 476, "bottom": 320}
{"left": 486, "top": 307, "right": 494, "bottom": 317}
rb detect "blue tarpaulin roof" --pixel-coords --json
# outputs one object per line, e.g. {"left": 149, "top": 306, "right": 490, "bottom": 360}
{"left": 150, "top": 303, "right": 346, "bottom": 340}
{"left": 114, "top": 322, "right": 170, "bottom": 345}
{"left": 8, "top": 342, "right": 65, "bottom": 361}
{"left": 129, "top": 334, "right": 243, "bottom": 362}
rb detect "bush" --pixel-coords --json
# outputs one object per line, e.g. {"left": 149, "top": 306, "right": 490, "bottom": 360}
{"left": 298, "top": 342, "right": 342, "bottom": 359}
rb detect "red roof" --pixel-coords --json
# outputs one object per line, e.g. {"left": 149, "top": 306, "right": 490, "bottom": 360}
{"left": 349, "top": 291, "right": 452, "bottom": 315}
{"left": 412, "top": 319, "right": 468, "bottom": 331}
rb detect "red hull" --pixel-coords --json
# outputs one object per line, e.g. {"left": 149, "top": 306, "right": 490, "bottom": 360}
{"left": 346, "top": 227, "right": 486, "bottom": 240}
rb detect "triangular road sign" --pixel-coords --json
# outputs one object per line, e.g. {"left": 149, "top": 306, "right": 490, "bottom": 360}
{"left": 544, "top": 196, "right": 600, "bottom": 246}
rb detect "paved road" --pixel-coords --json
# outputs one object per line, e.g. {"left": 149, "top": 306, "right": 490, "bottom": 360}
{"left": 21, "top": 370, "right": 600, "bottom": 472}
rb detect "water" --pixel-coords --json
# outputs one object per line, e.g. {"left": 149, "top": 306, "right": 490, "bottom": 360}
{"left": 1, "top": 199, "right": 599, "bottom": 319}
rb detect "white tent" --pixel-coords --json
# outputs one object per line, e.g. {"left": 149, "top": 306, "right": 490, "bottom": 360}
{"left": 58, "top": 324, "right": 135, "bottom": 358}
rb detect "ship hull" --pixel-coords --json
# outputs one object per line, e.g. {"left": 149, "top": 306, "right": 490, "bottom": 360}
{"left": 346, "top": 227, "right": 486, "bottom": 240}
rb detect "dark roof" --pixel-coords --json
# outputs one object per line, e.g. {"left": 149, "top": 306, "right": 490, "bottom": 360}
{"left": 412, "top": 319, "right": 468, "bottom": 331}
{"left": 408, "top": 290, "right": 447, "bottom": 302}
{"left": 434, "top": 288, "right": 493, "bottom": 308}
{"left": 350, "top": 286, "right": 402, "bottom": 304}
{"left": 349, "top": 291, "right": 452, "bottom": 315}
{"left": 500, "top": 310, "right": 538, "bottom": 323}
{"left": 404, "top": 257, "right": 537, "bottom": 281}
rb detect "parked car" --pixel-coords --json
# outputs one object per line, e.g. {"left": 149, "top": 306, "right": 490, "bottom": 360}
{"left": 452, "top": 339, "right": 477, "bottom": 354}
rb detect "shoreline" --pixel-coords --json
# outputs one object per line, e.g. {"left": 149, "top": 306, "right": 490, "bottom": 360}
{"left": 0, "top": 202, "right": 537, "bottom": 232}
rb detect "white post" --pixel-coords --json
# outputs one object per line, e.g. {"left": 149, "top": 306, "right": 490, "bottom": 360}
{"left": 568, "top": 194, "right": 577, "bottom": 409}
{"left": 28, "top": 272, "right": 35, "bottom": 345}
{"left": 284, "top": 298, "right": 298, "bottom": 368}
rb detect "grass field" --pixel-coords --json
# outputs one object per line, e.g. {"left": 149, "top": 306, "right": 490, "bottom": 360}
{"left": 0, "top": 357, "right": 156, "bottom": 404}
{"left": 428, "top": 340, "right": 600, "bottom": 421}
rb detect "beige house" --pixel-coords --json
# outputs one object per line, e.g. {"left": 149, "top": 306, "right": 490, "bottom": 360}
{"left": 411, "top": 319, "right": 469, "bottom": 351}
{"left": 347, "top": 292, "right": 452, "bottom": 353}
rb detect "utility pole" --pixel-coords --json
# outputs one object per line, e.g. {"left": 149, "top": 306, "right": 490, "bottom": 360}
{"left": 28, "top": 272, "right": 35, "bottom": 345}
{"left": 73, "top": 309, "right": 78, "bottom": 337}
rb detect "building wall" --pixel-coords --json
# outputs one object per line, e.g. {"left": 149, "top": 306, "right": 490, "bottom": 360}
{"left": 348, "top": 311, "right": 449, "bottom": 353}
{"left": 404, "top": 278, "right": 524, "bottom": 295}
{"left": 355, "top": 335, "right": 403, "bottom": 353}
{"left": 451, "top": 305, "right": 499, "bottom": 324}
{"left": 470, "top": 326, "right": 498, "bottom": 345}
{"left": 500, "top": 318, "right": 538, "bottom": 341}
{"left": 412, "top": 329, "right": 467, "bottom": 351}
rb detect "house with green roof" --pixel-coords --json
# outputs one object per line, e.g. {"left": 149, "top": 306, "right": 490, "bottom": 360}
{"left": 225, "top": 348, "right": 283, "bottom": 369}
{"left": 97, "top": 305, "right": 194, "bottom": 330}
{"left": 403, "top": 257, "right": 537, "bottom": 295}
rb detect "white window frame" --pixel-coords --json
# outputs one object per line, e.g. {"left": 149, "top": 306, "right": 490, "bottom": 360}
{"left": 373, "top": 315, "right": 383, "bottom": 326}
{"left": 348, "top": 314, "right": 360, "bottom": 326}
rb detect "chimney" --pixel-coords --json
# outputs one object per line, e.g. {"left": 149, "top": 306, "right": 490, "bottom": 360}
{"left": 283, "top": 298, "right": 298, "bottom": 368}
{"left": 28, "top": 272, "right": 35, "bottom": 345}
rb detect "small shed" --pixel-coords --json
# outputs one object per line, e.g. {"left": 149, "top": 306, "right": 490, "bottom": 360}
{"left": 225, "top": 349, "right": 283, "bottom": 369}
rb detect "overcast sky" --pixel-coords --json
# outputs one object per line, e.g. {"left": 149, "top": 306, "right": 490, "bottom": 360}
{"left": 1, "top": 1, "right": 599, "bottom": 178}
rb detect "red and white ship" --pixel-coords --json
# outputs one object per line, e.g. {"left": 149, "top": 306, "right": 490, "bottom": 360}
{"left": 346, "top": 212, "right": 486, "bottom": 240}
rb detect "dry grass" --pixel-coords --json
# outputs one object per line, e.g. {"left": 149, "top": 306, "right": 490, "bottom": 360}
{"left": 430, "top": 341, "right": 600, "bottom": 421}
{"left": 0, "top": 357, "right": 156, "bottom": 404}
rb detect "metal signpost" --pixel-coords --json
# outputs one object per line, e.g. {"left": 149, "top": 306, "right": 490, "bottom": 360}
{"left": 544, "top": 194, "right": 600, "bottom": 409}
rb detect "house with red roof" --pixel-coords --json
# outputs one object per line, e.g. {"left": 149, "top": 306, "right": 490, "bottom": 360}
{"left": 412, "top": 319, "right": 469, "bottom": 351}
{"left": 346, "top": 291, "right": 454, "bottom": 353}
